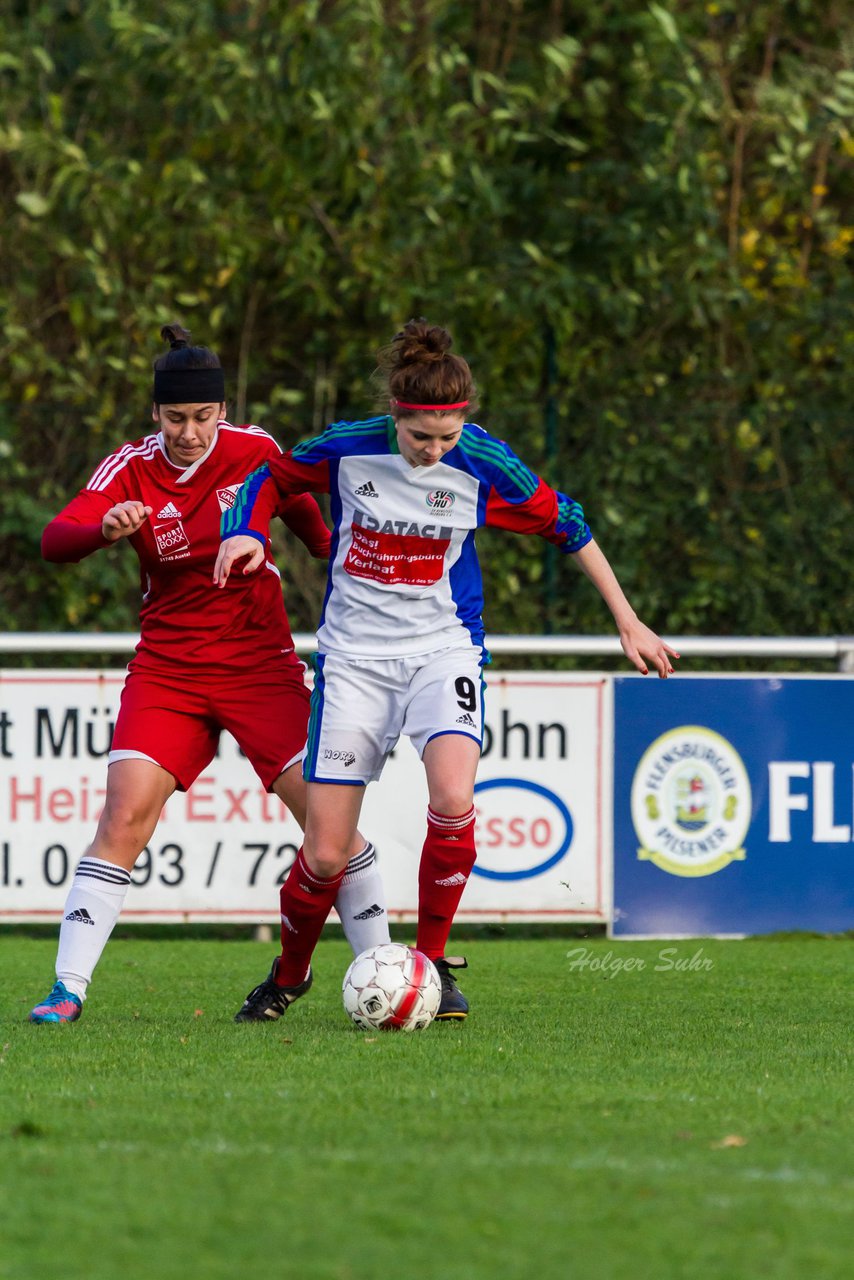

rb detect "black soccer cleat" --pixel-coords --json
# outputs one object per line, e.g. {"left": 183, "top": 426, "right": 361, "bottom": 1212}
{"left": 434, "top": 956, "right": 469, "bottom": 1021}
{"left": 233, "top": 957, "right": 313, "bottom": 1022}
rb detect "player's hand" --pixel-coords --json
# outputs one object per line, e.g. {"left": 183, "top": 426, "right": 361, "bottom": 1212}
{"left": 213, "top": 535, "right": 264, "bottom": 586}
{"left": 619, "top": 619, "right": 680, "bottom": 678}
{"left": 102, "top": 501, "right": 153, "bottom": 542}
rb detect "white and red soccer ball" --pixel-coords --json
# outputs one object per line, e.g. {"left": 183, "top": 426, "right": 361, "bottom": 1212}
{"left": 342, "top": 943, "right": 441, "bottom": 1031}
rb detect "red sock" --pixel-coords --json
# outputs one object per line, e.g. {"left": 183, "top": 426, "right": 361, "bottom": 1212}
{"left": 416, "top": 806, "right": 477, "bottom": 960}
{"left": 276, "top": 849, "right": 347, "bottom": 987}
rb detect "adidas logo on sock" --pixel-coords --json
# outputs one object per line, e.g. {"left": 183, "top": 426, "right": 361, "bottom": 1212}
{"left": 353, "top": 903, "right": 384, "bottom": 920}
{"left": 157, "top": 502, "right": 182, "bottom": 519}
{"left": 281, "top": 914, "right": 298, "bottom": 933}
{"left": 354, "top": 481, "right": 379, "bottom": 497}
{"left": 65, "top": 907, "right": 95, "bottom": 925}
{"left": 456, "top": 713, "right": 476, "bottom": 726}
{"left": 435, "top": 872, "right": 468, "bottom": 887}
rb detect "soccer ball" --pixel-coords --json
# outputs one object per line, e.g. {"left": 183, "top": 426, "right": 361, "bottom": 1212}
{"left": 342, "top": 943, "right": 442, "bottom": 1031}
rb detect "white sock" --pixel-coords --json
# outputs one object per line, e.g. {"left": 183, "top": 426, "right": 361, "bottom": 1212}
{"left": 334, "top": 842, "right": 390, "bottom": 956}
{"left": 55, "top": 857, "right": 132, "bottom": 1000}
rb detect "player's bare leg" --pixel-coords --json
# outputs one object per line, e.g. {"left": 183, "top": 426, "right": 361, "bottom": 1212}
{"left": 271, "top": 761, "right": 308, "bottom": 827}
{"left": 301, "top": 779, "right": 368, "bottom": 878}
{"left": 272, "top": 763, "right": 389, "bottom": 954}
{"left": 29, "top": 759, "right": 176, "bottom": 1022}
{"left": 418, "top": 734, "right": 481, "bottom": 1019}
{"left": 422, "top": 733, "right": 480, "bottom": 818}
{"left": 87, "top": 758, "right": 177, "bottom": 868}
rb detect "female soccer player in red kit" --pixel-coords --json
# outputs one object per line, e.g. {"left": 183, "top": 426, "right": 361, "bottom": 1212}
{"left": 29, "top": 325, "right": 389, "bottom": 1024}
{"left": 216, "top": 319, "right": 679, "bottom": 1022}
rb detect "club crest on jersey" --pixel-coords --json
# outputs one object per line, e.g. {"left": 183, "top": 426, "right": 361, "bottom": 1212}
{"left": 216, "top": 485, "right": 242, "bottom": 512}
{"left": 426, "top": 489, "right": 455, "bottom": 512}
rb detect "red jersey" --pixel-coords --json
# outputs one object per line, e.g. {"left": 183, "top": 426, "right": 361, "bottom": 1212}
{"left": 42, "top": 421, "right": 330, "bottom": 674}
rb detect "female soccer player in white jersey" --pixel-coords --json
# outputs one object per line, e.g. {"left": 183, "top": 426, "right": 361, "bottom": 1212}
{"left": 215, "top": 319, "right": 679, "bottom": 1021}
{"left": 28, "top": 325, "right": 389, "bottom": 1024}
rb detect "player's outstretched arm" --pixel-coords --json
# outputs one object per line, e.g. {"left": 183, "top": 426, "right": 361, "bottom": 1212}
{"left": 101, "top": 501, "right": 153, "bottom": 543}
{"left": 571, "top": 539, "right": 679, "bottom": 678}
{"left": 213, "top": 535, "right": 265, "bottom": 586}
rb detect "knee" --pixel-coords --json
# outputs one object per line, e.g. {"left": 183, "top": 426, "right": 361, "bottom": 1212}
{"left": 302, "top": 842, "right": 351, "bottom": 880}
{"left": 95, "top": 797, "right": 156, "bottom": 846}
{"left": 428, "top": 790, "right": 475, "bottom": 820}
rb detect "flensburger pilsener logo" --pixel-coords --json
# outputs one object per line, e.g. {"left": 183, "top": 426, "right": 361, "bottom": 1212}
{"left": 631, "top": 725, "right": 751, "bottom": 877}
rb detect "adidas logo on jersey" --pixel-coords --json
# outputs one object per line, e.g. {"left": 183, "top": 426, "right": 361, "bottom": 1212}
{"left": 435, "top": 872, "right": 468, "bottom": 887}
{"left": 353, "top": 903, "right": 384, "bottom": 920}
{"left": 354, "top": 480, "right": 379, "bottom": 497}
{"left": 65, "top": 907, "right": 95, "bottom": 925}
{"left": 157, "top": 502, "right": 182, "bottom": 519}
{"left": 456, "top": 713, "right": 476, "bottom": 726}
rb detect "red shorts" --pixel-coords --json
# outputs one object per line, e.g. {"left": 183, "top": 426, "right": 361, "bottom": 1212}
{"left": 110, "top": 657, "right": 311, "bottom": 792}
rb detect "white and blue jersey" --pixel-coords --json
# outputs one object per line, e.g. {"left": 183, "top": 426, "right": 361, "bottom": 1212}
{"left": 222, "top": 416, "right": 592, "bottom": 660}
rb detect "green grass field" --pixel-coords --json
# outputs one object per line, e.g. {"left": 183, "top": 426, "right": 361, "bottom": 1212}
{"left": 1, "top": 934, "right": 850, "bottom": 1280}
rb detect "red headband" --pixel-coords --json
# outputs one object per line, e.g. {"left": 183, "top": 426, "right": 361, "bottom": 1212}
{"left": 393, "top": 399, "right": 469, "bottom": 411}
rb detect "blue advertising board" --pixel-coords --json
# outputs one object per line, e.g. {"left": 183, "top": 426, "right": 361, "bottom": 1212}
{"left": 612, "top": 676, "right": 854, "bottom": 936}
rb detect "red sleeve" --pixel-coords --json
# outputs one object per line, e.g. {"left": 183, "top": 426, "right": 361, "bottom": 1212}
{"left": 277, "top": 494, "right": 331, "bottom": 560}
{"left": 485, "top": 478, "right": 592, "bottom": 553}
{"left": 42, "top": 491, "right": 114, "bottom": 563}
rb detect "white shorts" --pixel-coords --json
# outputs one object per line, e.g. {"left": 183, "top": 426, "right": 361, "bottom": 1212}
{"left": 303, "top": 646, "right": 486, "bottom": 785}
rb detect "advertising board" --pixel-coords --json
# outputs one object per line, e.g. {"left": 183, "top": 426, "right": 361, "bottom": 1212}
{"left": 0, "top": 670, "right": 608, "bottom": 924}
{"left": 613, "top": 676, "right": 854, "bottom": 936}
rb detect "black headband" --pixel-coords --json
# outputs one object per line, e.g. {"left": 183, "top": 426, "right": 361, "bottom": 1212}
{"left": 153, "top": 367, "right": 225, "bottom": 404}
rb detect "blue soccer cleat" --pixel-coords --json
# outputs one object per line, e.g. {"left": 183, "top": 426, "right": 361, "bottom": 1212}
{"left": 29, "top": 981, "right": 83, "bottom": 1024}
{"left": 434, "top": 956, "right": 469, "bottom": 1021}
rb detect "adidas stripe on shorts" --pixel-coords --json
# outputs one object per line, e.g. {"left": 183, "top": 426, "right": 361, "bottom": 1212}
{"left": 303, "top": 646, "right": 486, "bottom": 785}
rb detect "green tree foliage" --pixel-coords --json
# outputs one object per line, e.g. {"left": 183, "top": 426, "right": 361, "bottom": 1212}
{"left": 1, "top": 0, "right": 852, "bottom": 643}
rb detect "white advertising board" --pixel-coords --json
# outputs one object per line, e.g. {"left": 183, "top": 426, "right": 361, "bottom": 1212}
{"left": 0, "top": 670, "right": 609, "bottom": 924}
